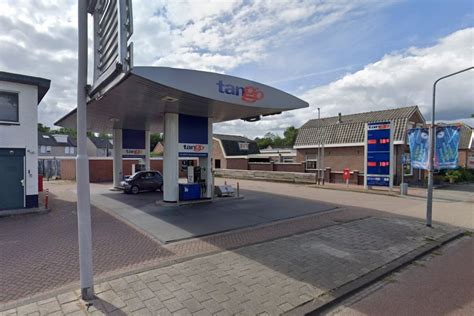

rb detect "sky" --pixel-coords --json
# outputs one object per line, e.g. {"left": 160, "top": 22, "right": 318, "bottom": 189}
{"left": 0, "top": 0, "right": 473, "bottom": 139}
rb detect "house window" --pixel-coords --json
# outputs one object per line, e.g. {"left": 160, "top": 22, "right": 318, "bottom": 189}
{"left": 305, "top": 154, "right": 318, "bottom": 170}
{"left": 70, "top": 147, "right": 75, "bottom": 154}
{"left": 46, "top": 146, "right": 51, "bottom": 153}
{"left": 238, "top": 142, "right": 249, "bottom": 150}
{"left": 215, "top": 159, "right": 221, "bottom": 169}
{"left": 0, "top": 92, "right": 19, "bottom": 123}
{"left": 65, "top": 147, "right": 69, "bottom": 154}
{"left": 40, "top": 146, "right": 46, "bottom": 154}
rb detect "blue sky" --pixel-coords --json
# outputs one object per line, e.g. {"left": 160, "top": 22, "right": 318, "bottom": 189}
{"left": 0, "top": 0, "right": 472, "bottom": 138}
{"left": 232, "top": 0, "right": 473, "bottom": 93}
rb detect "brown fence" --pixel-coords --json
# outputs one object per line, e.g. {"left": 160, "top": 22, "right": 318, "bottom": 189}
{"left": 59, "top": 158, "right": 173, "bottom": 182}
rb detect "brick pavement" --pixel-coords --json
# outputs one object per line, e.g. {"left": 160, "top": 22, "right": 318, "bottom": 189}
{"left": 1, "top": 217, "right": 457, "bottom": 315}
{"left": 2, "top": 181, "right": 387, "bottom": 308}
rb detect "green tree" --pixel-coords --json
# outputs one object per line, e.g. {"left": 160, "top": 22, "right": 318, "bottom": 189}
{"left": 283, "top": 126, "right": 298, "bottom": 146}
{"left": 150, "top": 133, "right": 163, "bottom": 150}
{"left": 37, "top": 123, "right": 51, "bottom": 133}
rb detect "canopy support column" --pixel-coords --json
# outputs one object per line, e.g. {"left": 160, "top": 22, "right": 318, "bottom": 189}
{"left": 145, "top": 131, "right": 151, "bottom": 170}
{"left": 163, "top": 113, "right": 179, "bottom": 202}
{"left": 205, "top": 118, "right": 213, "bottom": 198}
{"left": 113, "top": 129, "right": 123, "bottom": 188}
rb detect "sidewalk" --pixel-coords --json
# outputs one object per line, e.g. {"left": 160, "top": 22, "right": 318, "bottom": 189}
{"left": 1, "top": 217, "right": 460, "bottom": 315}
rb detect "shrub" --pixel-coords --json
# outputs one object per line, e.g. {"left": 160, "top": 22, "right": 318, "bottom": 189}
{"left": 444, "top": 168, "right": 474, "bottom": 183}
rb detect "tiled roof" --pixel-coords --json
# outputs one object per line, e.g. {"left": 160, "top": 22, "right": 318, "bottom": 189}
{"left": 89, "top": 136, "right": 113, "bottom": 149}
{"left": 213, "top": 134, "right": 260, "bottom": 156}
{"left": 295, "top": 106, "right": 423, "bottom": 147}
{"left": 38, "top": 132, "right": 76, "bottom": 147}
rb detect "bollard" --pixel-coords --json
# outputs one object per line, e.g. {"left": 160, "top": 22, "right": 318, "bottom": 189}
{"left": 237, "top": 182, "right": 240, "bottom": 197}
{"left": 45, "top": 188, "right": 49, "bottom": 209}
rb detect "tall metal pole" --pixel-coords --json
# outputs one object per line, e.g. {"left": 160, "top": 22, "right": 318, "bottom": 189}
{"left": 76, "top": 0, "right": 94, "bottom": 300}
{"left": 317, "top": 108, "right": 321, "bottom": 184}
{"left": 426, "top": 66, "right": 473, "bottom": 227}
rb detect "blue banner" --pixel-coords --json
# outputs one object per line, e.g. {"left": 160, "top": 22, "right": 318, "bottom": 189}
{"left": 435, "top": 126, "right": 460, "bottom": 169}
{"left": 407, "top": 128, "right": 429, "bottom": 170}
{"left": 408, "top": 126, "right": 460, "bottom": 170}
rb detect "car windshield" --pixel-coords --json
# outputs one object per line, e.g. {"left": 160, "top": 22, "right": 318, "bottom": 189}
{"left": 129, "top": 172, "right": 143, "bottom": 180}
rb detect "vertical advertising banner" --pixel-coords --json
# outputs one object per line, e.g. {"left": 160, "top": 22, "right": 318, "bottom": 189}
{"left": 366, "top": 122, "right": 392, "bottom": 187}
{"left": 178, "top": 114, "right": 209, "bottom": 157}
{"left": 407, "top": 128, "right": 429, "bottom": 170}
{"left": 434, "top": 126, "right": 461, "bottom": 169}
{"left": 407, "top": 126, "right": 461, "bottom": 170}
{"left": 122, "top": 129, "right": 146, "bottom": 158}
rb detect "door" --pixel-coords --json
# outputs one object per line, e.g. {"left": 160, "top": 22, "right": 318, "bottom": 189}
{"left": 0, "top": 149, "right": 25, "bottom": 210}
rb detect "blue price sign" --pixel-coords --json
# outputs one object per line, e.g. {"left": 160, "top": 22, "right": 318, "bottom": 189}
{"left": 366, "top": 122, "right": 391, "bottom": 187}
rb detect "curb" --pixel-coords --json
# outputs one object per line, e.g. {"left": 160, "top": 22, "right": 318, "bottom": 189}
{"left": 284, "top": 229, "right": 465, "bottom": 316}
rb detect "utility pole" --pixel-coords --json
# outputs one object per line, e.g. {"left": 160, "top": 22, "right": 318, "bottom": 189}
{"left": 426, "top": 66, "right": 473, "bottom": 227}
{"left": 317, "top": 108, "right": 321, "bottom": 184}
{"left": 76, "top": 0, "right": 94, "bottom": 300}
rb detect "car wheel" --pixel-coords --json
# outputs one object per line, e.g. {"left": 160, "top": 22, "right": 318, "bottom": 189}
{"left": 131, "top": 185, "right": 140, "bottom": 194}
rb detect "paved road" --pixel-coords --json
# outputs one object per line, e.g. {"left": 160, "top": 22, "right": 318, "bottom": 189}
{"left": 216, "top": 179, "right": 473, "bottom": 229}
{"left": 327, "top": 236, "right": 474, "bottom": 316}
{"left": 2, "top": 217, "right": 457, "bottom": 315}
{"left": 90, "top": 183, "right": 337, "bottom": 243}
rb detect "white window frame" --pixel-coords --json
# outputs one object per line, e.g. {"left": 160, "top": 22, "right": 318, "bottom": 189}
{"left": 0, "top": 91, "right": 20, "bottom": 124}
{"left": 65, "top": 147, "right": 70, "bottom": 154}
{"left": 46, "top": 146, "right": 51, "bottom": 153}
{"left": 40, "top": 145, "right": 46, "bottom": 154}
{"left": 70, "top": 147, "right": 75, "bottom": 154}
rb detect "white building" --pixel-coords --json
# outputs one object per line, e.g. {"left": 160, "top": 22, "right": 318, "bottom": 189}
{"left": 0, "top": 71, "right": 50, "bottom": 211}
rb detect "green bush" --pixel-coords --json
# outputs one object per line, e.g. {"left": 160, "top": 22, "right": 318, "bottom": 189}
{"left": 444, "top": 168, "right": 474, "bottom": 183}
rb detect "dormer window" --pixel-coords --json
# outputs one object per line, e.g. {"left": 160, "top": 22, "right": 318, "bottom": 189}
{"left": 0, "top": 91, "right": 19, "bottom": 123}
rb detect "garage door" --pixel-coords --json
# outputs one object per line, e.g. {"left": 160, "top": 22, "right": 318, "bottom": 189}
{"left": 0, "top": 148, "right": 25, "bottom": 211}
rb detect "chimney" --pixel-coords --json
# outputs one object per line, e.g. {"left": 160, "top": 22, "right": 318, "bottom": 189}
{"left": 338, "top": 112, "right": 342, "bottom": 123}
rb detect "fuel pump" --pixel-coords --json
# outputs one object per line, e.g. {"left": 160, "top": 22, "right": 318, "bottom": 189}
{"left": 186, "top": 165, "right": 207, "bottom": 198}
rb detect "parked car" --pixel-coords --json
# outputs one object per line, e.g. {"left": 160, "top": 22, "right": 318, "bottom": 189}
{"left": 121, "top": 171, "right": 163, "bottom": 194}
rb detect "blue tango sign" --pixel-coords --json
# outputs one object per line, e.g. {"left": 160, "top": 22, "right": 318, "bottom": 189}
{"left": 366, "top": 122, "right": 392, "bottom": 187}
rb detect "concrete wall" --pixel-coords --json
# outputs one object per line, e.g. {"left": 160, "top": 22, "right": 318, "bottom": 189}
{"left": 0, "top": 80, "right": 39, "bottom": 207}
{"left": 215, "top": 169, "right": 317, "bottom": 184}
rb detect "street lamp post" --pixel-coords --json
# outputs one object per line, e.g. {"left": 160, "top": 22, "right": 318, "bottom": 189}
{"left": 426, "top": 66, "right": 473, "bottom": 227}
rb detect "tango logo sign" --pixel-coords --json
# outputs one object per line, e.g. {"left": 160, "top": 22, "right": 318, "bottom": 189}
{"left": 183, "top": 144, "right": 205, "bottom": 152}
{"left": 217, "top": 80, "right": 264, "bottom": 103}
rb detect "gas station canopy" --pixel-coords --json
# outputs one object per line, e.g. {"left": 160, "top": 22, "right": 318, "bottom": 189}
{"left": 55, "top": 66, "right": 308, "bottom": 132}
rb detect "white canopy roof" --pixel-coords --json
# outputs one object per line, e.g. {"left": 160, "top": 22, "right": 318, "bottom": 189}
{"left": 55, "top": 67, "right": 308, "bottom": 133}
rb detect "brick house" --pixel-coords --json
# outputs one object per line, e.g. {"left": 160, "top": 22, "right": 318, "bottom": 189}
{"left": 212, "top": 134, "right": 260, "bottom": 169}
{"left": 294, "top": 106, "right": 426, "bottom": 184}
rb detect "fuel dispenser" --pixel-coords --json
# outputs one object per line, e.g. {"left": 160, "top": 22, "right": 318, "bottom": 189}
{"left": 185, "top": 166, "right": 207, "bottom": 199}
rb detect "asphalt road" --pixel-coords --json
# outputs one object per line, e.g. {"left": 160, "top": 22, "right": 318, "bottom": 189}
{"left": 327, "top": 236, "right": 474, "bottom": 316}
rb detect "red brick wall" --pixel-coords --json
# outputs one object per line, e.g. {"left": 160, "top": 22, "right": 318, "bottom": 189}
{"left": 274, "top": 163, "right": 305, "bottom": 173}
{"left": 296, "top": 146, "right": 364, "bottom": 172}
{"left": 59, "top": 158, "right": 169, "bottom": 182}
{"left": 248, "top": 163, "right": 273, "bottom": 171}
{"left": 212, "top": 139, "right": 227, "bottom": 169}
{"left": 226, "top": 158, "right": 248, "bottom": 170}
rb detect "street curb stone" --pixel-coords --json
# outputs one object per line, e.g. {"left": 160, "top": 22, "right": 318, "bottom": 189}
{"left": 284, "top": 229, "right": 466, "bottom": 316}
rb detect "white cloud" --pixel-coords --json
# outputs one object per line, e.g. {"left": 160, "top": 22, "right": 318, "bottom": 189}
{"left": 216, "top": 27, "right": 474, "bottom": 138}
{"left": 0, "top": 1, "right": 471, "bottom": 138}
